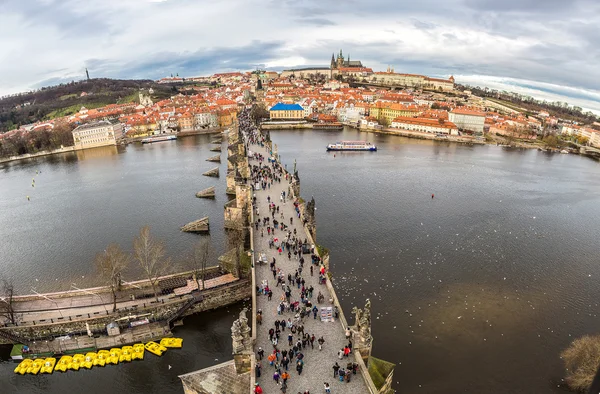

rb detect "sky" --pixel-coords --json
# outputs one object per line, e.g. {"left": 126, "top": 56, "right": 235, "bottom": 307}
{"left": 1, "top": 0, "right": 600, "bottom": 113}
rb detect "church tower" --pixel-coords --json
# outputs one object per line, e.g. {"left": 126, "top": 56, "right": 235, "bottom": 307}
{"left": 331, "top": 53, "right": 336, "bottom": 69}
{"left": 337, "top": 49, "right": 344, "bottom": 68}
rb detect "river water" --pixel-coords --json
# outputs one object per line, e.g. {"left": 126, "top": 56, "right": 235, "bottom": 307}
{"left": 2, "top": 129, "right": 600, "bottom": 392}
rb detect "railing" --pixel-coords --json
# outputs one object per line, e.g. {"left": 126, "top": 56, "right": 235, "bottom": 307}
{"left": 165, "top": 294, "right": 200, "bottom": 327}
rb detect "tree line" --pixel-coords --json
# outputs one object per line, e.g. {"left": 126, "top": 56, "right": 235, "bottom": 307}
{"left": 0, "top": 121, "right": 75, "bottom": 158}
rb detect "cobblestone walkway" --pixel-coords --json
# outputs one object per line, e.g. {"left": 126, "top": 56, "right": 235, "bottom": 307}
{"left": 249, "top": 138, "right": 368, "bottom": 394}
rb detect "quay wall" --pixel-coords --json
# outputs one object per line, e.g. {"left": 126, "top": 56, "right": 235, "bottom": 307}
{"left": 260, "top": 123, "right": 312, "bottom": 130}
{"left": 0, "top": 146, "right": 75, "bottom": 164}
{"left": 183, "top": 279, "right": 251, "bottom": 316}
{"left": 1, "top": 279, "right": 249, "bottom": 344}
{"left": 11, "top": 268, "right": 219, "bottom": 302}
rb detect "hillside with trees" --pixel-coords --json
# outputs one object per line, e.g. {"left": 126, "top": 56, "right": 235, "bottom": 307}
{"left": 457, "top": 84, "right": 599, "bottom": 124}
{"left": 0, "top": 78, "right": 174, "bottom": 133}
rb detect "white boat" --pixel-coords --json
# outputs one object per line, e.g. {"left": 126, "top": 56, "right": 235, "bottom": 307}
{"left": 141, "top": 135, "right": 177, "bottom": 144}
{"left": 326, "top": 141, "right": 377, "bottom": 151}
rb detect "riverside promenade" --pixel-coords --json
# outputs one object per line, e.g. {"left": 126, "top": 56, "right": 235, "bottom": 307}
{"left": 246, "top": 131, "right": 369, "bottom": 393}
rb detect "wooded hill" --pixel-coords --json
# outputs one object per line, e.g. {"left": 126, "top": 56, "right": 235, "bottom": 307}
{"left": 0, "top": 78, "right": 175, "bottom": 133}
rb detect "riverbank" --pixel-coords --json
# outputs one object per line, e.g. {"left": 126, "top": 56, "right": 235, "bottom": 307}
{"left": 0, "top": 146, "right": 75, "bottom": 164}
{"left": 0, "top": 268, "right": 248, "bottom": 348}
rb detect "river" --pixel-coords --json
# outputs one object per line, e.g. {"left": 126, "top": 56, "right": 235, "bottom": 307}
{"left": 2, "top": 129, "right": 600, "bottom": 392}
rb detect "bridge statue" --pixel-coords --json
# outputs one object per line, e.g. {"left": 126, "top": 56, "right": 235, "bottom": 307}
{"left": 352, "top": 299, "right": 373, "bottom": 346}
{"left": 231, "top": 308, "right": 251, "bottom": 354}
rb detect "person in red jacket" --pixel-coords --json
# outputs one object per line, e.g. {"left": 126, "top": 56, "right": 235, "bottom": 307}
{"left": 254, "top": 383, "right": 263, "bottom": 394}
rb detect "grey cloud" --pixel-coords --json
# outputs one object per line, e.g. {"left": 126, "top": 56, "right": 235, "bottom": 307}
{"left": 410, "top": 18, "right": 437, "bottom": 30}
{"left": 296, "top": 17, "right": 336, "bottom": 26}
{"left": 3, "top": 0, "right": 118, "bottom": 39}
{"left": 83, "top": 40, "right": 287, "bottom": 81}
{"left": 464, "top": 0, "right": 583, "bottom": 13}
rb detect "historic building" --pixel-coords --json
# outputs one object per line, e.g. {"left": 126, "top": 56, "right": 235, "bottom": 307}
{"left": 448, "top": 108, "right": 486, "bottom": 134}
{"left": 280, "top": 49, "right": 367, "bottom": 80}
{"left": 330, "top": 49, "right": 363, "bottom": 69}
{"left": 72, "top": 120, "right": 121, "bottom": 150}
{"left": 370, "top": 102, "right": 424, "bottom": 125}
{"left": 391, "top": 116, "right": 459, "bottom": 135}
{"left": 269, "top": 103, "right": 304, "bottom": 120}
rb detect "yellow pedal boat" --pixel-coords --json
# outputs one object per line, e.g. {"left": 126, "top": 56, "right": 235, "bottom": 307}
{"left": 14, "top": 359, "right": 33, "bottom": 375}
{"left": 54, "top": 356, "right": 72, "bottom": 372}
{"left": 27, "top": 358, "right": 45, "bottom": 375}
{"left": 68, "top": 354, "right": 85, "bottom": 371}
{"left": 82, "top": 352, "right": 96, "bottom": 369}
{"left": 119, "top": 346, "right": 132, "bottom": 363}
{"left": 131, "top": 343, "right": 145, "bottom": 360}
{"left": 144, "top": 341, "right": 167, "bottom": 356}
{"left": 93, "top": 350, "right": 109, "bottom": 367}
{"left": 40, "top": 357, "right": 56, "bottom": 374}
{"left": 160, "top": 337, "right": 183, "bottom": 348}
{"left": 106, "top": 348, "right": 121, "bottom": 365}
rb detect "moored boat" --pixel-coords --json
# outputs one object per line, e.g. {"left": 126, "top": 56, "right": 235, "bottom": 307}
{"left": 144, "top": 341, "right": 168, "bottom": 356}
{"left": 106, "top": 348, "right": 121, "bottom": 365}
{"left": 14, "top": 359, "right": 33, "bottom": 374}
{"left": 326, "top": 141, "right": 377, "bottom": 151}
{"left": 160, "top": 337, "right": 183, "bottom": 348}
{"left": 120, "top": 346, "right": 133, "bottom": 362}
{"left": 54, "top": 356, "right": 71, "bottom": 372}
{"left": 82, "top": 353, "right": 96, "bottom": 369}
{"left": 69, "top": 354, "right": 85, "bottom": 371}
{"left": 40, "top": 358, "right": 56, "bottom": 374}
{"left": 132, "top": 343, "right": 145, "bottom": 360}
{"left": 141, "top": 135, "right": 177, "bottom": 144}
{"left": 94, "top": 350, "right": 109, "bottom": 367}
{"left": 27, "top": 358, "right": 45, "bottom": 375}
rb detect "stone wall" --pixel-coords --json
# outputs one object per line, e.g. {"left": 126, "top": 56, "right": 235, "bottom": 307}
{"left": 1, "top": 279, "right": 251, "bottom": 343}
{"left": 184, "top": 279, "right": 251, "bottom": 316}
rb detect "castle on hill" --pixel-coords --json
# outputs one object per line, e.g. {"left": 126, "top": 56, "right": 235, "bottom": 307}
{"left": 330, "top": 49, "right": 363, "bottom": 69}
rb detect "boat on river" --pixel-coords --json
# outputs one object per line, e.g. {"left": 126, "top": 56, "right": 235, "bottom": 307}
{"left": 326, "top": 141, "right": 377, "bottom": 151}
{"left": 141, "top": 135, "right": 177, "bottom": 144}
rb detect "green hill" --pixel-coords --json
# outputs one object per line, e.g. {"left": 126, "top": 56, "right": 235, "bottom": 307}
{"left": 0, "top": 78, "right": 174, "bottom": 133}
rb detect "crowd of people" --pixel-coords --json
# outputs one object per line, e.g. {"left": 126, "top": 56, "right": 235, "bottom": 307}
{"left": 238, "top": 110, "right": 364, "bottom": 394}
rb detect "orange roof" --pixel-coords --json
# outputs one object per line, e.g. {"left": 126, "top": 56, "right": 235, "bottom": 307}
{"left": 450, "top": 108, "right": 486, "bottom": 117}
{"left": 392, "top": 116, "right": 457, "bottom": 129}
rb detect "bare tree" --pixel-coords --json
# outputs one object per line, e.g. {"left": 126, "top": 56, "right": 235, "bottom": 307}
{"left": 192, "top": 237, "right": 212, "bottom": 290}
{"left": 0, "top": 279, "right": 16, "bottom": 325}
{"left": 561, "top": 335, "right": 600, "bottom": 391}
{"left": 96, "top": 244, "right": 129, "bottom": 312}
{"left": 133, "top": 226, "right": 171, "bottom": 301}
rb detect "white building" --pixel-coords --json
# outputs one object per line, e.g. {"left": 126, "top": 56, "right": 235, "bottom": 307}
{"left": 561, "top": 125, "right": 581, "bottom": 136}
{"left": 194, "top": 110, "right": 218, "bottom": 128}
{"left": 448, "top": 108, "right": 486, "bottom": 133}
{"left": 337, "top": 105, "right": 365, "bottom": 124}
{"left": 297, "top": 99, "right": 317, "bottom": 118}
{"left": 589, "top": 130, "right": 600, "bottom": 147}
{"left": 391, "top": 116, "right": 459, "bottom": 135}
{"left": 72, "top": 120, "right": 122, "bottom": 150}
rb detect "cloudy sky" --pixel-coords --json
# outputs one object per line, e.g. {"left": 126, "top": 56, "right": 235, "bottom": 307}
{"left": 1, "top": 0, "right": 600, "bottom": 112}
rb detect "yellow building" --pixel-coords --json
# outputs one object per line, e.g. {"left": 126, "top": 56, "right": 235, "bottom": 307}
{"left": 369, "top": 102, "right": 424, "bottom": 125}
{"left": 269, "top": 103, "right": 304, "bottom": 120}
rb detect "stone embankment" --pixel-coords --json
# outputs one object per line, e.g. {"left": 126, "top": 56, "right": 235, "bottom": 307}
{"left": 0, "top": 268, "right": 249, "bottom": 349}
{"left": 0, "top": 146, "right": 75, "bottom": 164}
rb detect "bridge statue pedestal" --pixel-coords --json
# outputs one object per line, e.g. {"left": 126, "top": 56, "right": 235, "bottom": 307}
{"left": 231, "top": 308, "right": 252, "bottom": 374}
{"left": 351, "top": 299, "right": 373, "bottom": 364}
